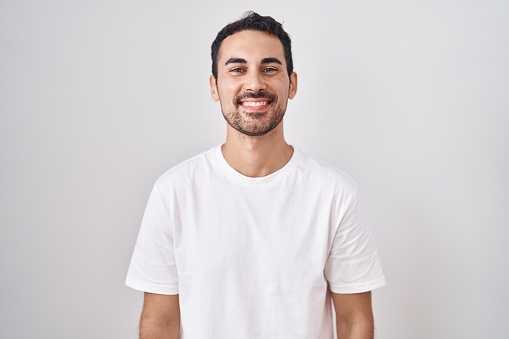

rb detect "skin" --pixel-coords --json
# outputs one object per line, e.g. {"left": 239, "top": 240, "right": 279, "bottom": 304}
{"left": 139, "top": 29, "right": 375, "bottom": 339}
{"left": 139, "top": 293, "right": 179, "bottom": 338}
{"left": 209, "top": 30, "right": 297, "bottom": 177}
{"left": 333, "top": 291, "right": 375, "bottom": 339}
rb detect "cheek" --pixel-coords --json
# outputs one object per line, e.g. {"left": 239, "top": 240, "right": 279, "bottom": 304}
{"left": 275, "top": 85, "right": 290, "bottom": 101}
{"left": 219, "top": 84, "right": 242, "bottom": 102}
{"left": 269, "top": 78, "right": 290, "bottom": 95}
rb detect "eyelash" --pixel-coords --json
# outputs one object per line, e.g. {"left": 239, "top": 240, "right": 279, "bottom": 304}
{"left": 263, "top": 67, "right": 277, "bottom": 73}
{"left": 229, "top": 67, "right": 278, "bottom": 74}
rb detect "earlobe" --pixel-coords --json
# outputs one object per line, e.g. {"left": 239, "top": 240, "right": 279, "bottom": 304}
{"left": 210, "top": 75, "right": 220, "bottom": 102}
{"left": 288, "top": 72, "right": 298, "bottom": 99}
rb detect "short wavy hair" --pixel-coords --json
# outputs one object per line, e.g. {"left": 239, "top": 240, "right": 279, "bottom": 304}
{"left": 211, "top": 11, "right": 293, "bottom": 79}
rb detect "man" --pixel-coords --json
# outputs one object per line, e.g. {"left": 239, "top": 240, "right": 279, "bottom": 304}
{"left": 126, "top": 11, "right": 385, "bottom": 339}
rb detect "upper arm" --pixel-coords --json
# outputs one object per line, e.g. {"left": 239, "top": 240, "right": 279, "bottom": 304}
{"left": 331, "top": 291, "right": 373, "bottom": 325}
{"left": 141, "top": 292, "right": 180, "bottom": 328}
{"left": 325, "top": 192, "right": 386, "bottom": 294}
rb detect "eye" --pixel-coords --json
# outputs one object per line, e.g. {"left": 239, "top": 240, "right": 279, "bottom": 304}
{"left": 230, "top": 67, "right": 245, "bottom": 74}
{"left": 262, "top": 67, "right": 278, "bottom": 74}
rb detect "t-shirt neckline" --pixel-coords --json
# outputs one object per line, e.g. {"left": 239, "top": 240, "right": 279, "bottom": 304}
{"left": 213, "top": 145, "right": 301, "bottom": 186}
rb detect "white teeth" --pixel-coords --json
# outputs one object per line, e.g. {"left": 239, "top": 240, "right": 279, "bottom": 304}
{"left": 242, "top": 101, "right": 268, "bottom": 107}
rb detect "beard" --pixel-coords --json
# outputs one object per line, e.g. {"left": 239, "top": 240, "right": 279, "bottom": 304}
{"left": 220, "top": 91, "right": 286, "bottom": 137}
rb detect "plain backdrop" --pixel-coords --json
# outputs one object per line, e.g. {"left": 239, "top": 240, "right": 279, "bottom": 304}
{"left": 1, "top": 0, "right": 508, "bottom": 338}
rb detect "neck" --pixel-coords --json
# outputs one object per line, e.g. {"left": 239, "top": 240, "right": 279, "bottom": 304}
{"left": 221, "top": 123, "right": 294, "bottom": 178}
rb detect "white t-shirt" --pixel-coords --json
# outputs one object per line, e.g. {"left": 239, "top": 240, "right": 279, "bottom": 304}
{"left": 126, "top": 146, "right": 385, "bottom": 339}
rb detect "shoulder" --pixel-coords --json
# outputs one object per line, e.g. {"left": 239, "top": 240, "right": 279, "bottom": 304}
{"left": 153, "top": 146, "right": 218, "bottom": 191}
{"left": 296, "top": 149, "right": 358, "bottom": 195}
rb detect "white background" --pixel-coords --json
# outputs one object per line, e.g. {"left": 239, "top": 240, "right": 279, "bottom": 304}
{"left": 1, "top": 0, "right": 508, "bottom": 338}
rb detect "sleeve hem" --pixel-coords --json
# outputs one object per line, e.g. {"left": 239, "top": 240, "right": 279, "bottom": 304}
{"left": 125, "top": 278, "right": 179, "bottom": 295}
{"left": 329, "top": 276, "right": 386, "bottom": 294}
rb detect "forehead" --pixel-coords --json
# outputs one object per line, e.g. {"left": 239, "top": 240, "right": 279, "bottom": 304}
{"left": 218, "top": 30, "right": 286, "bottom": 65}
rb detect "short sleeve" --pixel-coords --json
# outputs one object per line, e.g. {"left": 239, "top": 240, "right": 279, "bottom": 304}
{"left": 125, "top": 186, "right": 179, "bottom": 294}
{"left": 325, "top": 193, "right": 386, "bottom": 294}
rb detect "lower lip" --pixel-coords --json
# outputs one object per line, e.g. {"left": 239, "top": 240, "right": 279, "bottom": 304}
{"left": 241, "top": 103, "right": 270, "bottom": 112}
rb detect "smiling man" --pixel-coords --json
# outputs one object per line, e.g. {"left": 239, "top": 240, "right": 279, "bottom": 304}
{"left": 126, "top": 11, "right": 385, "bottom": 339}
{"left": 211, "top": 30, "right": 296, "bottom": 139}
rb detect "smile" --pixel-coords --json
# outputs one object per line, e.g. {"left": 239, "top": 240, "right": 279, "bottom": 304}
{"left": 241, "top": 101, "right": 269, "bottom": 107}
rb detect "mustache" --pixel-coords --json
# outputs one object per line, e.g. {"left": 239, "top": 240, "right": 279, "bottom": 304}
{"left": 235, "top": 92, "right": 277, "bottom": 105}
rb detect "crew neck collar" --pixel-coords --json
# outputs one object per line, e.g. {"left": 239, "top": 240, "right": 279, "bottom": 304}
{"left": 213, "top": 145, "right": 301, "bottom": 186}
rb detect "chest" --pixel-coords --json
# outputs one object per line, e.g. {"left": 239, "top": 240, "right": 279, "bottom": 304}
{"left": 171, "top": 182, "right": 336, "bottom": 287}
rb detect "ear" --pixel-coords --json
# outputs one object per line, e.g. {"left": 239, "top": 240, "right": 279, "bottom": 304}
{"left": 288, "top": 72, "right": 298, "bottom": 99}
{"left": 210, "top": 75, "right": 220, "bottom": 102}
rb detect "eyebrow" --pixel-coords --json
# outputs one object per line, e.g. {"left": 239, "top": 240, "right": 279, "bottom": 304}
{"left": 225, "top": 58, "right": 247, "bottom": 65}
{"left": 261, "top": 57, "right": 282, "bottom": 65}
{"left": 224, "top": 57, "right": 283, "bottom": 66}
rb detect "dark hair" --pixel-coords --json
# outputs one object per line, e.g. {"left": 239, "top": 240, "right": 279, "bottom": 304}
{"left": 211, "top": 11, "right": 293, "bottom": 79}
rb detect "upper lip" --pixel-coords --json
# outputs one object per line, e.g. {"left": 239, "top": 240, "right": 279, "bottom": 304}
{"left": 239, "top": 98, "right": 270, "bottom": 102}
{"left": 236, "top": 92, "right": 276, "bottom": 106}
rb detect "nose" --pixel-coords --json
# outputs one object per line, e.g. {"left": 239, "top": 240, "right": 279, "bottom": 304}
{"left": 243, "top": 70, "right": 267, "bottom": 93}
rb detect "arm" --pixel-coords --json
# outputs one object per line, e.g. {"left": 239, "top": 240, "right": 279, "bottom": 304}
{"left": 332, "top": 291, "right": 374, "bottom": 339}
{"left": 140, "top": 292, "right": 180, "bottom": 339}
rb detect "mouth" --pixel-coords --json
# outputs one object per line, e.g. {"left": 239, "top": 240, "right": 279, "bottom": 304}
{"left": 239, "top": 100, "right": 271, "bottom": 114}
{"left": 240, "top": 100, "right": 270, "bottom": 108}
{"left": 236, "top": 92, "right": 276, "bottom": 112}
